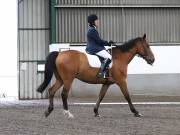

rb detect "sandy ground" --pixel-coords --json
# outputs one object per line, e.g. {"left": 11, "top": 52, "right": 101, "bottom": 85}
{"left": 0, "top": 97, "right": 180, "bottom": 135}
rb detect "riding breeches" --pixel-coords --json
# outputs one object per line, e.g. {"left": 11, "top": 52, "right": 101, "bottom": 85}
{"left": 95, "top": 50, "right": 112, "bottom": 60}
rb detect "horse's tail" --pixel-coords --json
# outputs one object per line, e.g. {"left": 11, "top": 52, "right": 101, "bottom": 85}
{"left": 37, "top": 51, "right": 59, "bottom": 93}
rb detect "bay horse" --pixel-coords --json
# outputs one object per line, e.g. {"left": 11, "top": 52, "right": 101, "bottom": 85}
{"left": 37, "top": 34, "right": 155, "bottom": 118}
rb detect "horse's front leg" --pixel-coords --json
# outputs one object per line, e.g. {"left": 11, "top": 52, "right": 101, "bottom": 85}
{"left": 94, "top": 84, "right": 110, "bottom": 117}
{"left": 117, "top": 78, "right": 142, "bottom": 117}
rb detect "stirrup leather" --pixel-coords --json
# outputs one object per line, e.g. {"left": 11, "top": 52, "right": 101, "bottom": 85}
{"left": 96, "top": 58, "right": 111, "bottom": 78}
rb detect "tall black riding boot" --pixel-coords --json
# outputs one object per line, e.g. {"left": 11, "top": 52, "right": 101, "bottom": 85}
{"left": 96, "top": 58, "right": 111, "bottom": 78}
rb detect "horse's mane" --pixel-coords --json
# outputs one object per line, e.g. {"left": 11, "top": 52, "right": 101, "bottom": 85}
{"left": 115, "top": 37, "right": 142, "bottom": 52}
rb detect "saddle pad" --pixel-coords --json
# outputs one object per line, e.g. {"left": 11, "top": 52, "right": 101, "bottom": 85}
{"left": 85, "top": 52, "right": 112, "bottom": 68}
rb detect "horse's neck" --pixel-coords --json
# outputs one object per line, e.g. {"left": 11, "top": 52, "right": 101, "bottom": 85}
{"left": 112, "top": 48, "right": 136, "bottom": 65}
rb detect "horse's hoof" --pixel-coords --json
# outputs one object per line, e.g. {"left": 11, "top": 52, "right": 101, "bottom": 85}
{"left": 68, "top": 113, "right": 74, "bottom": 119}
{"left": 63, "top": 110, "right": 74, "bottom": 119}
{"left": 94, "top": 114, "right": 101, "bottom": 117}
{"left": 44, "top": 111, "right": 50, "bottom": 118}
{"left": 134, "top": 112, "right": 143, "bottom": 117}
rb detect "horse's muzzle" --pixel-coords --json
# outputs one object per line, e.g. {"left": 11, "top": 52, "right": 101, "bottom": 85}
{"left": 146, "top": 57, "right": 155, "bottom": 65}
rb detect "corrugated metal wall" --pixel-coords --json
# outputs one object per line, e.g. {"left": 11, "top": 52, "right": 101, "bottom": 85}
{"left": 57, "top": 0, "right": 180, "bottom": 6}
{"left": 124, "top": 8, "right": 180, "bottom": 42}
{"left": 18, "top": 0, "right": 180, "bottom": 99}
{"left": 18, "top": 0, "right": 49, "bottom": 99}
{"left": 57, "top": 8, "right": 123, "bottom": 43}
{"left": 57, "top": 5, "right": 180, "bottom": 43}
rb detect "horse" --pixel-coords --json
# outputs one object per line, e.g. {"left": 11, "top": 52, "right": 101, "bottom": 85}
{"left": 37, "top": 34, "right": 155, "bottom": 118}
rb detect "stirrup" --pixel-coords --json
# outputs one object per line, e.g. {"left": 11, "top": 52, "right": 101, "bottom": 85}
{"left": 96, "top": 70, "right": 109, "bottom": 79}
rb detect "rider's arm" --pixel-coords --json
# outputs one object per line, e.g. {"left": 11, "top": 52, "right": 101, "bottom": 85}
{"left": 88, "top": 29, "right": 109, "bottom": 46}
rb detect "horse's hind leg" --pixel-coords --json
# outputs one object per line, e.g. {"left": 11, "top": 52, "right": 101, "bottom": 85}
{"left": 45, "top": 79, "right": 63, "bottom": 117}
{"left": 94, "top": 84, "right": 110, "bottom": 117}
{"left": 61, "top": 79, "right": 74, "bottom": 118}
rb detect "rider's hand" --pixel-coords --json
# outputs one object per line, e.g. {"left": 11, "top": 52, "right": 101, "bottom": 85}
{"left": 108, "top": 40, "right": 115, "bottom": 46}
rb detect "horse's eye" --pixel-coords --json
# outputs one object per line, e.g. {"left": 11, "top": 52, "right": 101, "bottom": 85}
{"left": 145, "top": 43, "right": 149, "bottom": 48}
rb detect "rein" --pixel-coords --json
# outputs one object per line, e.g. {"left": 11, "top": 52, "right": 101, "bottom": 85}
{"left": 113, "top": 44, "right": 136, "bottom": 56}
{"left": 113, "top": 43, "right": 148, "bottom": 61}
{"left": 127, "top": 49, "right": 136, "bottom": 56}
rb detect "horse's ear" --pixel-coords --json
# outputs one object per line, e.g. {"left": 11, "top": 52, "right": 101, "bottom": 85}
{"left": 142, "top": 33, "right": 146, "bottom": 40}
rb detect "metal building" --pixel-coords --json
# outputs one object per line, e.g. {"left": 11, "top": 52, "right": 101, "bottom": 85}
{"left": 18, "top": 0, "right": 180, "bottom": 99}
{"left": 18, "top": 0, "right": 50, "bottom": 99}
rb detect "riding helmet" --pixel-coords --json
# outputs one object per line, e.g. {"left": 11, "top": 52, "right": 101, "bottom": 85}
{"left": 87, "top": 14, "right": 98, "bottom": 25}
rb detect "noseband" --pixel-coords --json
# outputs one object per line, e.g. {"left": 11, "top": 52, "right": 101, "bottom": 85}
{"left": 127, "top": 43, "right": 148, "bottom": 61}
{"left": 113, "top": 39, "right": 149, "bottom": 61}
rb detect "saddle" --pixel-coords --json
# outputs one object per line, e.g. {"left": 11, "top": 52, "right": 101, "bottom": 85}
{"left": 85, "top": 52, "right": 112, "bottom": 68}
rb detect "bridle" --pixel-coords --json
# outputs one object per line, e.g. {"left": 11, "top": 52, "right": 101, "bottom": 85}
{"left": 126, "top": 41, "right": 149, "bottom": 61}
{"left": 112, "top": 41, "right": 149, "bottom": 61}
{"left": 112, "top": 38, "right": 154, "bottom": 65}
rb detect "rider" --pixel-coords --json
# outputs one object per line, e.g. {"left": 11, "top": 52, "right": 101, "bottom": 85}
{"left": 86, "top": 14, "right": 114, "bottom": 78}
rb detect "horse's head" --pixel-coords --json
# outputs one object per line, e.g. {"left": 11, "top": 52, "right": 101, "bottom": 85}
{"left": 136, "top": 34, "right": 155, "bottom": 65}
